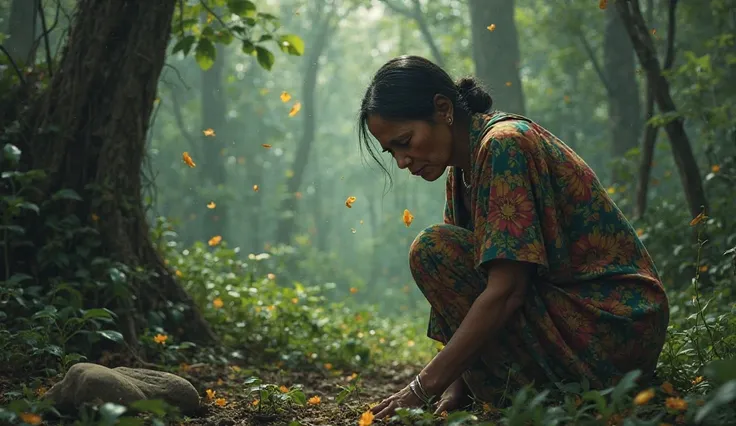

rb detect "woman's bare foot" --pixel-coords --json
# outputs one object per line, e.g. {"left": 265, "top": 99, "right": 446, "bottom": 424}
{"left": 433, "top": 377, "right": 472, "bottom": 414}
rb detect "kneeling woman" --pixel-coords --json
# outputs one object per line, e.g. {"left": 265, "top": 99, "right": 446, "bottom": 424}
{"left": 359, "top": 56, "right": 669, "bottom": 419}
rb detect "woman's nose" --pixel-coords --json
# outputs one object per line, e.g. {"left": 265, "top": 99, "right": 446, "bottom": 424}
{"left": 395, "top": 154, "right": 411, "bottom": 170}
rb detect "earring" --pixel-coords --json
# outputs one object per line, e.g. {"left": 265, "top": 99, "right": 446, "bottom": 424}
{"left": 447, "top": 116, "right": 453, "bottom": 125}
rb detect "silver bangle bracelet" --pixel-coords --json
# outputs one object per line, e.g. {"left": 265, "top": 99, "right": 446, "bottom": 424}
{"left": 410, "top": 375, "right": 433, "bottom": 405}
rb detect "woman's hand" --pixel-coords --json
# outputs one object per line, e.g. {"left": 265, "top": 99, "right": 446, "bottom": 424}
{"left": 433, "top": 378, "right": 471, "bottom": 414}
{"left": 370, "top": 384, "right": 425, "bottom": 420}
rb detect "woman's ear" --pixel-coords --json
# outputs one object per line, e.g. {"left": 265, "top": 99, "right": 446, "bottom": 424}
{"left": 433, "top": 94, "right": 453, "bottom": 120}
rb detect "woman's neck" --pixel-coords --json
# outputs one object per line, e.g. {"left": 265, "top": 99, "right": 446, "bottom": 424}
{"left": 450, "top": 115, "right": 472, "bottom": 170}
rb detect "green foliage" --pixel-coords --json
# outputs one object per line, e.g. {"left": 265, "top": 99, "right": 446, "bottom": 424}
{"left": 170, "top": 0, "right": 305, "bottom": 70}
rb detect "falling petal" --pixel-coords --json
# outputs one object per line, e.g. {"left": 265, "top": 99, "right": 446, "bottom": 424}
{"left": 203, "top": 128, "right": 216, "bottom": 137}
{"left": 208, "top": 235, "right": 222, "bottom": 246}
{"left": 345, "top": 196, "right": 357, "bottom": 208}
{"left": 207, "top": 202, "right": 216, "bottom": 209}
{"left": 403, "top": 209, "right": 414, "bottom": 227}
{"left": 289, "top": 102, "right": 302, "bottom": 117}
{"left": 262, "top": 143, "right": 272, "bottom": 148}
{"left": 253, "top": 184, "right": 259, "bottom": 192}
{"left": 599, "top": 0, "right": 607, "bottom": 9}
{"left": 182, "top": 152, "right": 196, "bottom": 168}
{"left": 487, "top": 24, "right": 496, "bottom": 31}
{"left": 280, "top": 91, "right": 292, "bottom": 102}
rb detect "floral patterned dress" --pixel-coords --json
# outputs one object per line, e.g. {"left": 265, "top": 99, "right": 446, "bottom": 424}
{"left": 408, "top": 111, "right": 669, "bottom": 402}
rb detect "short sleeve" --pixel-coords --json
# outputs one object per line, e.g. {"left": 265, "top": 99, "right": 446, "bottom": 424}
{"left": 443, "top": 167, "right": 455, "bottom": 225}
{"left": 473, "top": 135, "right": 549, "bottom": 271}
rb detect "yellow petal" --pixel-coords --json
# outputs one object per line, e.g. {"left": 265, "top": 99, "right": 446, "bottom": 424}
{"left": 289, "top": 102, "right": 302, "bottom": 117}
{"left": 402, "top": 209, "right": 414, "bottom": 227}
{"left": 203, "top": 128, "right": 216, "bottom": 137}
{"left": 487, "top": 24, "right": 496, "bottom": 31}
{"left": 207, "top": 201, "right": 216, "bottom": 209}
{"left": 280, "top": 91, "right": 292, "bottom": 102}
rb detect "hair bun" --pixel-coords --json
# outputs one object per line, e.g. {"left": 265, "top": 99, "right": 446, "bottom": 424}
{"left": 455, "top": 77, "right": 493, "bottom": 113}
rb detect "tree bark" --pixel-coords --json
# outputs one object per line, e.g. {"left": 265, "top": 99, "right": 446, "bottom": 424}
{"left": 467, "top": 0, "right": 525, "bottom": 114}
{"left": 615, "top": 0, "right": 707, "bottom": 218}
{"left": 10, "top": 0, "right": 216, "bottom": 345}
{"left": 5, "top": 0, "right": 39, "bottom": 65}
{"left": 604, "top": 4, "right": 641, "bottom": 164}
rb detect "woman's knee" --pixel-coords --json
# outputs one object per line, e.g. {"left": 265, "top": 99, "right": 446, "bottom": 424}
{"left": 408, "top": 223, "right": 474, "bottom": 280}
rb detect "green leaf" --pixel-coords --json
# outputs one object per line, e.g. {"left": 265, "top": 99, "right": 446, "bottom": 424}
{"left": 18, "top": 202, "right": 39, "bottom": 214}
{"left": 99, "top": 402, "right": 127, "bottom": 426}
{"left": 2, "top": 143, "right": 21, "bottom": 164}
{"left": 195, "top": 38, "right": 216, "bottom": 71}
{"left": 52, "top": 188, "right": 83, "bottom": 201}
{"left": 289, "top": 389, "right": 306, "bottom": 405}
{"left": 241, "top": 40, "right": 256, "bottom": 55}
{"left": 256, "top": 46, "right": 275, "bottom": 70}
{"left": 129, "top": 399, "right": 169, "bottom": 416}
{"left": 227, "top": 0, "right": 256, "bottom": 17}
{"left": 446, "top": 411, "right": 478, "bottom": 425}
{"left": 704, "top": 359, "right": 736, "bottom": 385}
{"left": 278, "top": 34, "right": 305, "bottom": 56}
{"left": 82, "top": 308, "right": 115, "bottom": 321}
{"left": 98, "top": 330, "right": 124, "bottom": 343}
{"left": 172, "top": 35, "right": 196, "bottom": 56}
{"left": 695, "top": 380, "right": 736, "bottom": 423}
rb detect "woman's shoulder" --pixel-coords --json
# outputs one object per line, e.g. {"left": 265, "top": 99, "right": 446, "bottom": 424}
{"left": 472, "top": 111, "right": 544, "bottom": 154}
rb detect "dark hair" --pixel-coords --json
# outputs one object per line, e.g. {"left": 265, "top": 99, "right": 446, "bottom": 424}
{"left": 357, "top": 55, "right": 493, "bottom": 178}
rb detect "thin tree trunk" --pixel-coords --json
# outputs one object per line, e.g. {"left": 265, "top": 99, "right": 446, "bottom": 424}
{"left": 380, "top": 0, "right": 444, "bottom": 67}
{"left": 635, "top": 0, "right": 678, "bottom": 218}
{"left": 467, "top": 0, "right": 525, "bottom": 114}
{"left": 604, "top": 4, "right": 641, "bottom": 166}
{"left": 200, "top": 41, "right": 228, "bottom": 238}
{"left": 276, "top": 4, "right": 336, "bottom": 244}
{"left": 5, "top": 0, "right": 39, "bottom": 65}
{"left": 615, "top": 0, "right": 707, "bottom": 218}
{"left": 11, "top": 1, "right": 216, "bottom": 345}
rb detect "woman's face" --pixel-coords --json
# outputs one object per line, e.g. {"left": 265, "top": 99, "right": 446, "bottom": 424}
{"left": 366, "top": 99, "right": 454, "bottom": 182}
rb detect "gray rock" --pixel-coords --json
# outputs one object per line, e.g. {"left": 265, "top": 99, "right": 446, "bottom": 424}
{"left": 44, "top": 363, "right": 200, "bottom": 415}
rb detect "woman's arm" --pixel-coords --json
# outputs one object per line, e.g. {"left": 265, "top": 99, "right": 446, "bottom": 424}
{"left": 417, "top": 258, "right": 533, "bottom": 397}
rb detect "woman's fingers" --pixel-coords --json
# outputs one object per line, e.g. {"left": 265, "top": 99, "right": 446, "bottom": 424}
{"left": 433, "top": 398, "right": 448, "bottom": 415}
{"left": 374, "top": 400, "right": 399, "bottom": 420}
{"left": 370, "top": 398, "right": 391, "bottom": 415}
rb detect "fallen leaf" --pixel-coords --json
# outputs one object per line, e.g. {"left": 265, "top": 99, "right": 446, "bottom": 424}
{"left": 289, "top": 102, "right": 302, "bottom": 117}
{"left": 203, "top": 128, "right": 216, "bottom": 137}
{"left": 280, "top": 91, "right": 292, "bottom": 102}
{"left": 403, "top": 209, "right": 414, "bottom": 227}
{"left": 182, "top": 152, "right": 196, "bottom": 168}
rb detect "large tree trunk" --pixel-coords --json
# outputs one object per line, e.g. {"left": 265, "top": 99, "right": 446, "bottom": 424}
{"left": 5, "top": 0, "right": 39, "bottom": 65}
{"left": 604, "top": 5, "right": 641, "bottom": 167}
{"left": 8, "top": 1, "right": 216, "bottom": 346}
{"left": 467, "top": 0, "right": 525, "bottom": 114}
{"left": 615, "top": 0, "right": 707, "bottom": 218}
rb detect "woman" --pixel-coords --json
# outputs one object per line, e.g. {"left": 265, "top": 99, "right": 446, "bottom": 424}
{"left": 359, "top": 56, "right": 669, "bottom": 419}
